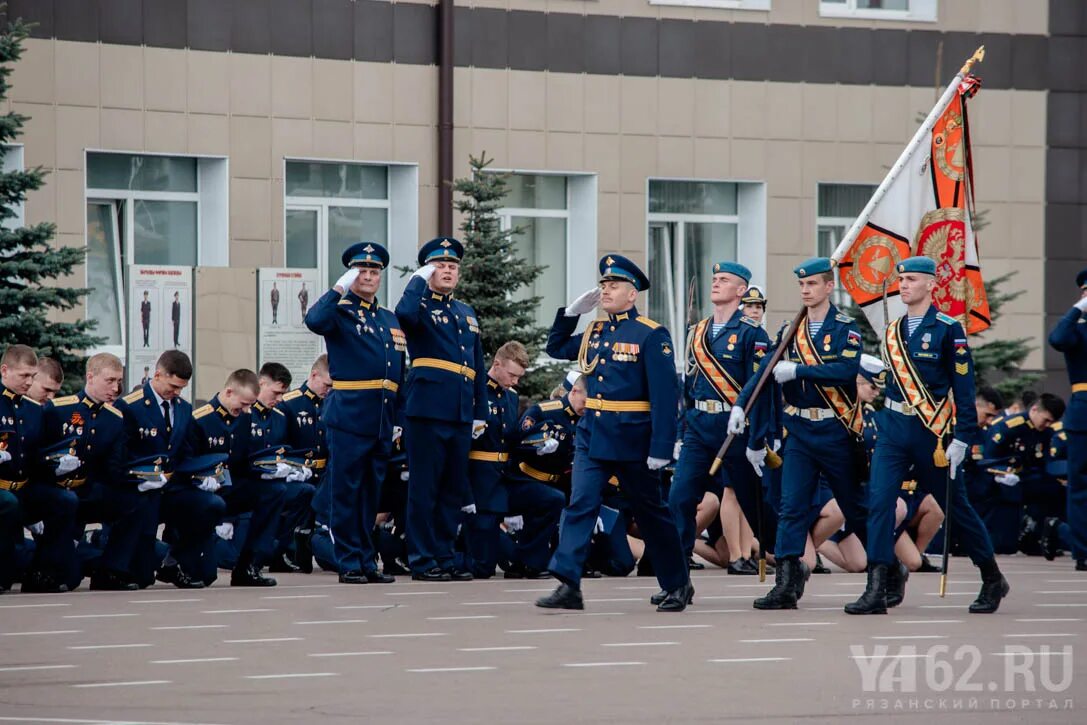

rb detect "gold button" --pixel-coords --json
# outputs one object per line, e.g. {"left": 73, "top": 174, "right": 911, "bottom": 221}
{"left": 595, "top": 411, "right": 601, "bottom": 417}
{"left": 597, "top": 376, "right": 603, "bottom": 382}
{"left": 596, "top": 394, "right": 602, "bottom": 399}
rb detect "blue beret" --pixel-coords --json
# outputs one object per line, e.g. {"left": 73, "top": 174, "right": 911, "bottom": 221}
{"left": 741, "top": 286, "right": 767, "bottom": 305}
{"left": 418, "top": 237, "right": 464, "bottom": 266}
{"left": 712, "top": 261, "right": 752, "bottom": 283}
{"left": 794, "top": 257, "right": 833, "bottom": 279}
{"left": 341, "top": 241, "right": 389, "bottom": 270}
{"left": 896, "top": 256, "right": 936, "bottom": 276}
{"left": 174, "top": 453, "right": 228, "bottom": 478}
{"left": 598, "top": 254, "right": 650, "bottom": 292}
{"left": 1076, "top": 268, "right": 1087, "bottom": 289}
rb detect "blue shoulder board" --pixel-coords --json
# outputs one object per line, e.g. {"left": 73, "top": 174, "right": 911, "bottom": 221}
{"left": 835, "top": 312, "right": 855, "bottom": 323}
{"left": 936, "top": 312, "right": 957, "bottom": 326}
{"left": 740, "top": 316, "right": 759, "bottom": 328}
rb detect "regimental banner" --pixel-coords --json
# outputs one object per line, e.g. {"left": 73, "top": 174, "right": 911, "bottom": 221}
{"left": 257, "top": 268, "right": 322, "bottom": 388}
{"left": 835, "top": 74, "right": 991, "bottom": 336}
{"left": 126, "top": 265, "right": 194, "bottom": 401}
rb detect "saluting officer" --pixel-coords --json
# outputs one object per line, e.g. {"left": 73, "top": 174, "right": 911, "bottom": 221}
{"left": 732, "top": 257, "right": 867, "bottom": 610}
{"left": 305, "top": 242, "right": 405, "bottom": 584}
{"left": 536, "top": 255, "right": 692, "bottom": 612}
{"left": 669, "top": 261, "right": 772, "bottom": 580}
{"left": 395, "top": 237, "right": 488, "bottom": 582}
{"left": 1047, "top": 266, "right": 1087, "bottom": 571}
{"left": 847, "top": 256, "right": 1007, "bottom": 615}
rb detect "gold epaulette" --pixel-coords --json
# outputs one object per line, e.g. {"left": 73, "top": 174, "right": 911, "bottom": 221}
{"left": 538, "top": 400, "right": 563, "bottom": 412}
{"left": 193, "top": 404, "right": 214, "bottom": 420}
{"left": 52, "top": 395, "right": 79, "bottom": 406}
{"left": 635, "top": 315, "right": 661, "bottom": 330}
{"left": 283, "top": 389, "right": 303, "bottom": 402}
{"left": 103, "top": 403, "right": 122, "bottom": 418}
{"left": 123, "top": 389, "right": 144, "bottom": 404}
{"left": 1005, "top": 415, "right": 1025, "bottom": 429}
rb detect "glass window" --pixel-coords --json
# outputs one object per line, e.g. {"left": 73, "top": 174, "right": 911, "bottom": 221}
{"left": 87, "top": 153, "right": 197, "bottom": 193}
{"left": 504, "top": 174, "right": 567, "bottom": 210}
{"left": 817, "top": 183, "right": 877, "bottom": 306}
{"left": 86, "top": 202, "right": 124, "bottom": 347}
{"left": 132, "top": 200, "right": 198, "bottom": 266}
{"left": 819, "top": 0, "right": 935, "bottom": 21}
{"left": 326, "top": 206, "right": 388, "bottom": 289}
{"left": 285, "top": 162, "right": 387, "bottom": 200}
{"left": 649, "top": 180, "right": 737, "bottom": 215}
{"left": 510, "top": 216, "right": 567, "bottom": 327}
{"left": 285, "top": 208, "right": 319, "bottom": 269}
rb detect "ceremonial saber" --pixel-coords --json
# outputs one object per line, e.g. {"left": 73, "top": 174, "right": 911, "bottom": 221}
{"left": 940, "top": 462, "right": 954, "bottom": 597}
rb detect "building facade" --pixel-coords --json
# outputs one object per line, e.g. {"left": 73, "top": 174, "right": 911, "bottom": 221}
{"left": 3, "top": 0, "right": 1084, "bottom": 398}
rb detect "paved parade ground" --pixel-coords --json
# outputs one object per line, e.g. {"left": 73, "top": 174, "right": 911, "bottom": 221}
{"left": 0, "top": 557, "right": 1083, "bottom": 725}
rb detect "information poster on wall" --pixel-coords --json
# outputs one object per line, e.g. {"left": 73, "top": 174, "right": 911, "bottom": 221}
{"left": 257, "top": 268, "right": 322, "bottom": 387}
{"left": 126, "top": 265, "right": 194, "bottom": 401}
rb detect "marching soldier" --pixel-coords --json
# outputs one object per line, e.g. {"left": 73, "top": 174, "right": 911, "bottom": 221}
{"left": 669, "top": 262, "right": 773, "bottom": 579}
{"left": 535, "top": 254, "right": 692, "bottom": 612}
{"left": 846, "top": 256, "right": 1008, "bottom": 615}
{"left": 306, "top": 242, "right": 405, "bottom": 584}
{"left": 1047, "top": 266, "right": 1087, "bottom": 571}
{"left": 395, "top": 237, "right": 487, "bottom": 582}
{"left": 732, "top": 257, "right": 867, "bottom": 610}
{"left": 463, "top": 341, "right": 528, "bottom": 579}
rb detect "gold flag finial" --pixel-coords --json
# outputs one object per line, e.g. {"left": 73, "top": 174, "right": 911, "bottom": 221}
{"left": 959, "top": 45, "right": 985, "bottom": 76}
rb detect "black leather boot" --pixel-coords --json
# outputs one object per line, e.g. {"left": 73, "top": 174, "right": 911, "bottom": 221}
{"left": 969, "top": 558, "right": 1009, "bottom": 614}
{"left": 794, "top": 560, "right": 812, "bottom": 601}
{"left": 844, "top": 563, "right": 889, "bottom": 615}
{"left": 753, "top": 558, "right": 800, "bottom": 610}
{"left": 885, "top": 560, "right": 909, "bottom": 608}
{"left": 535, "top": 583, "right": 584, "bottom": 610}
{"left": 656, "top": 580, "right": 695, "bottom": 612}
{"left": 1040, "top": 517, "right": 1062, "bottom": 561}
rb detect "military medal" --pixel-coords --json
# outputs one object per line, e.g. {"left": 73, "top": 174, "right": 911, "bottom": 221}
{"left": 922, "top": 332, "right": 931, "bottom": 350}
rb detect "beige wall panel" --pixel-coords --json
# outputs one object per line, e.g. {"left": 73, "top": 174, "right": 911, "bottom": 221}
{"left": 1008, "top": 202, "right": 1045, "bottom": 255}
{"left": 271, "top": 117, "right": 315, "bottom": 173}
{"left": 589, "top": 0, "right": 657, "bottom": 18}
{"left": 618, "top": 192, "right": 647, "bottom": 261}
{"left": 230, "top": 115, "right": 273, "bottom": 178}
{"left": 765, "top": 83, "right": 802, "bottom": 140}
{"left": 583, "top": 132, "right": 620, "bottom": 193}
{"left": 769, "top": 0, "right": 803, "bottom": 24}
{"left": 354, "top": 62, "right": 394, "bottom": 124}
{"left": 451, "top": 127, "right": 473, "bottom": 179}
{"left": 312, "top": 120, "right": 354, "bottom": 160}
{"left": 188, "top": 113, "right": 230, "bottom": 156}
{"left": 620, "top": 76, "right": 658, "bottom": 136}
{"left": 693, "top": 79, "right": 730, "bottom": 138}
{"left": 1011, "top": 90, "right": 1047, "bottom": 148}
{"left": 269, "top": 190, "right": 283, "bottom": 246}
{"left": 53, "top": 169, "right": 84, "bottom": 237}
{"left": 353, "top": 122, "right": 395, "bottom": 160}
{"left": 230, "top": 239, "right": 274, "bottom": 268}
{"left": 10, "top": 39, "right": 54, "bottom": 105}
{"left": 584, "top": 74, "right": 620, "bottom": 134}
{"left": 977, "top": 0, "right": 1015, "bottom": 34}
{"left": 55, "top": 105, "right": 98, "bottom": 170}
{"left": 943, "top": 0, "right": 982, "bottom": 31}
{"left": 187, "top": 51, "right": 229, "bottom": 115}
{"left": 271, "top": 56, "right": 313, "bottom": 119}
{"left": 619, "top": 133, "right": 655, "bottom": 194}
{"left": 1009, "top": 147, "right": 1045, "bottom": 204}
{"left": 469, "top": 67, "right": 509, "bottom": 129}
{"left": 798, "top": 194, "right": 817, "bottom": 256}
{"left": 393, "top": 63, "right": 438, "bottom": 126}
{"left": 100, "top": 108, "right": 145, "bottom": 151}
{"left": 596, "top": 191, "right": 619, "bottom": 249}
{"left": 394, "top": 124, "right": 437, "bottom": 184}
{"left": 144, "top": 110, "right": 188, "bottom": 153}
{"left": 507, "top": 129, "right": 546, "bottom": 169}
{"left": 54, "top": 41, "right": 99, "bottom": 108}
{"left": 99, "top": 44, "right": 143, "bottom": 110}
{"left": 765, "top": 196, "right": 804, "bottom": 258}
{"left": 985, "top": 255, "right": 1043, "bottom": 320}
{"left": 972, "top": 145, "right": 1011, "bottom": 203}
{"left": 835, "top": 85, "right": 873, "bottom": 141}
{"left": 546, "top": 73, "right": 584, "bottom": 134}
{"left": 766, "top": 140, "right": 803, "bottom": 198}
{"left": 230, "top": 177, "right": 272, "bottom": 242}
{"left": 194, "top": 267, "right": 257, "bottom": 401}
{"left": 729, "top": 81, "right": 766, "bottom": 139}
{"left": 1010, "top": 0, "right": 1049, "bottom": 36}
{"left": 313, "top": 58, "right": 354, "bottom": 122}
{"left": 23, "top": 175, "right": 55, "bottom": 229}
{"left": 835, "top": 142, "right": 879, "bottom": 185}
{"left": 870, "top": 85, "right": 912, "bottom": 144}
{"left": 546, "top": 131, "right": 584, "bottom": 171}
{"left": 14, "top": 102, "right": 56, "bottom": 169}
{"left": 656, "top": 135, "right": 694, "bottom": 178}
{"left": 969, "top": 90, "right": 1012, "bottom": 148}
{"left": 729, "top": 138, "right": 766, "bottom": 181}
{"left": 418, "top": 184, "right": 438, "bottom": 240}
{"left": 657, "top": 78, "right": 694, "bottom": 137}
{"left": 231, "top": 53, "right": 272, "bottom": 117}
{"left": 692, "top": 137, "right": 730, "bottom": 179}
{"left": 144, "top": 47, "right": 187, "bottom": 113}
{"left": 470, "top": 127, "right": 509, "bottom": 166}
{"left": 976, "top": 203, "right": 1013, "bottom": 258}
{"left": 509, "top": 70, "right": 547, "bottom": 131}
{"left": 801, "top": 83, "right": 837, "bottom": 141}
{"left": 453, "top": 67, "right": 472, "bottom": 128}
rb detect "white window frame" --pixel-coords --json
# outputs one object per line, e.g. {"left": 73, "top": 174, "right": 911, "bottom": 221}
{"left": 816, "top": 181, "right": 878, "bottom": 308}
{"left": 649, "top": 0, "right": 770, "bottom": 10}
{"left": 818, "top": 0, "right": 937, "bottom": 23}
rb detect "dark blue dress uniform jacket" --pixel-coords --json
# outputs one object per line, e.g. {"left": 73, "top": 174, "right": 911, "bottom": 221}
{"left": 1049, "top": 306, "right": 1087, "bottom": 433}
{"left": 115, "top": 383, "right": 193, "bottom": 489}
{"left": 467, "top": 378, "right": 520, "bottom": 512}
{"left": 41, "top": 391, "right": 125, "bottom": 490}
{"left": 0, "top": 385, "right": 43, "bottom": 485}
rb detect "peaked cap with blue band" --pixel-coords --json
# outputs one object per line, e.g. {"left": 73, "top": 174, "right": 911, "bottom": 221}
{"left": 418, "top": 236, "right": 464, "bottom": 266}
{"left": 598, "top": 254, "right": 650, "bottom": 291}
{"left": 341, "top": 241, "right": 389, "bottom": 270}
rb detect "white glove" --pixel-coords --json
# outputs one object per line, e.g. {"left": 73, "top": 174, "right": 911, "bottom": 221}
{"left": 746, "top": 446, "right": 767, "bottom": 476}
{"left": 392, "top": 425, "right": 403, "bottom": 443}
{"left": 593, "top": 516, "right": 605, "bottom": 534}
{"left": 536, "top": 438, "right": 560, "bottom": 456}
{"left": 504, "top": 515, "right": 524, "bottom": 533}
{"left": 137, "top": 474, "right": 168, "bottom": 492}
{"left": 772, "top": 361, "right": 798, "bottom": 384}
{"left": 565, "top": 287, "right": 602, "bottom": 316}
{"left": 673, "top": 440, "right": 682, "bottom": 461}
{"left": 461, "top": 503, "right": 477, "bottom": 515}
{"left": 28, "top": 521, "right": 44, "bottom": 536}
{"left": 472, "top": 420, "right": 487, "bottom": 440}
{"left": 56, "top": 454, "right": 81, "bottom": 476}
{"left": 647, "top": 456, "right": 669, "bottom": 471}
{"left": 215, "top": 522, "right": 234, "bottom": 540}
{"left": 727, "top": 406, "right": 746, "bottom": 435}
{"left": 261, "top": 461, "right": 293, "bottom": 480}
{"left": 771, "top": 439, "right": 782, "bottom": 454}
{"left": 947, "top": 439, "right": 969, "bottom": 479}
{"left": 412, "top": 264, "right": 437, "bottom": 282}
{"left": 286, "top": 467, "right": 313, "bottom": 483}
{"left": 995, "top": 472, "right": 1020, "bottom": 487}
{"left": 400, "top": 470, "right": 410, "bottom": 482}
{"left": 1074, "top": 297, "right": 1087, "bottom": 312}
{"left": 197, "top": 476, "right": 221, "bottom": 493}
{"left": 334, "top": 267, "right": 360, "bottom": 292}
{"left": 0, "top": 450, "right": 10, "bottom": 464}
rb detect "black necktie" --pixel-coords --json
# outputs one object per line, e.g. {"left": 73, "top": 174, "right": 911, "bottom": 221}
{"left": 162, "top": 400, "right": 172, "bottom": 434}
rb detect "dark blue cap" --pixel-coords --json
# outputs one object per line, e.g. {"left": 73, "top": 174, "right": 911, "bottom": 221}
{"left": 896, "top": 256, "right": 936, "bottom": 276}
{"left": 41, "top": 436, "right": 78, "bottom": 461}
{"left": 174, "top": 453, "right": 228, "bottom": 478}
{"left": 794, "top": 257, "right": 833, "bottom": 279}
{"left": 859, "top": 354, "right": 886, "bottom": 387}
{"left": 1076, "top": 268, "right": 1087, "bottom": 289}
{"left": 712, "top": 261, "right": 752, "bottom": 283}
{"left": 741, "top": 286, "right": 767, "bottom": 305}
{"left": 250, "top": 445, "right": 291, "bottom": 471}
{"left": 418, "top": 237, "right": 464, "bottom": 266}
{"left": 127, "top": 454, "right": 167, "bottom": 482}
{"left": 561, "top": 371, "right": 581, "bottom": 392}
{"left": 341, "top": 241, "right": 389, "bottom": 270}
{"left": 598, "top": 254, "right": 650, "bottom": 291}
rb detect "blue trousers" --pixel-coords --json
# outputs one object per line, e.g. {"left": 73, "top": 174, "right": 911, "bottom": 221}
{"left": 324, "top": 426, "right": 389, "bottom": 574}
{"left": 463, "top": 512, "right": 501, "bottom": 578}
{"left": 507, "top": 479, "right": 565, "bottom": 571}
{"left": 218, "top": 479, "right": 288, "bottom": 567}
{"left": 78, "top": 482, "right": 157, "bottom": 577}
{"left": 867, "top": 411, "right": 994, "bottom": 566}
{"left": 161, "top": 487, "right": 226, "bottom": 579}
{"left": 17, "top": 485, "right": 79, "bottom": 580}
{"left": 549, "top": 428, "right": 687, "bottom": 591}
{"left": 0, "top": 489, "right": 20, "bottom": 588}
{"left": 1067, "top": 430, "right": 1087, "bottom": 561}
{"left": 405, "top": 417, "right": 470, "bottom": 573}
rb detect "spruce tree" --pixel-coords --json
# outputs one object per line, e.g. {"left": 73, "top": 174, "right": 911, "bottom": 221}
{"left": 0, "top": 17, "right": 102, "bottom": 391}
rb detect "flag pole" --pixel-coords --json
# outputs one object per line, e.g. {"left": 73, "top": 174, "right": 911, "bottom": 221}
{"left": 829, "top": 46, "right": 985, "bottom": 265}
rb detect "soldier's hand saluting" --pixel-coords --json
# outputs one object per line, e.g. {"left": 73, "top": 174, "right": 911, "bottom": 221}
{"left": 564, "top": 287, "right": 602, "bottom": 317}
{"left": 411, "top": 263, "right": 438, "bottom": 282}
{"left": 334, "top": 266, "right": 359, "bottom": 294}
